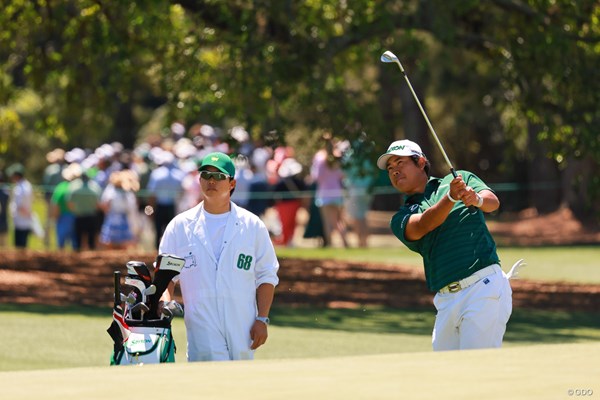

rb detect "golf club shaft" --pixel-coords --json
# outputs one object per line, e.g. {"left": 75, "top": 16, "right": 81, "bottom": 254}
{"left": 400, "top": 73, "right": 456, "bottom": 177}
{"left": 384, "top": 53, "right": 457, "bottom": 178}
{"left": 113, "top": 271, "right": 121, "bottom": 307}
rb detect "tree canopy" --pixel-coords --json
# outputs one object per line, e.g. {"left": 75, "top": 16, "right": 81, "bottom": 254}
{"left": 1, "top": 0, "right": 599, "bottom": 220}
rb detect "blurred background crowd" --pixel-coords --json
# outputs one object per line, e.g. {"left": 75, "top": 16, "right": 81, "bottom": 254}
{"left": 0, "top": 122, "right": 382, "bottom": 251}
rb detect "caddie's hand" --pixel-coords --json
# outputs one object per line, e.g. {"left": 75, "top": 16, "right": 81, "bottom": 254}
{"left": 250, "top": 320, "right": 268, "bottom": 350}
{"left": 157, "top": 300, "right": 166, "bottom": 316}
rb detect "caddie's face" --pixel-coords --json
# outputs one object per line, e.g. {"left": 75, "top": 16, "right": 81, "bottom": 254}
{"left": 199, "top": 166, "right": 236, "bottom": 200}
{"left": 386, "top": 155, "right": 424, "bottom": 194}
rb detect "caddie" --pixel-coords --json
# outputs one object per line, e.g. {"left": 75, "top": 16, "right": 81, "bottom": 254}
{"left": 159, "top": 152, "right": 279, "bottom": 361}
{"left": 377, "top": 139, "right": 515, "bottom": 351}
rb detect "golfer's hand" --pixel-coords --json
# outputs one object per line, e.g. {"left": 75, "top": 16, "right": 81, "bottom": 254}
{"left": 250, "top": 320, "right": 268, "bottom": 350}
{"left": 460, "top": 186, "right": 480, "bottom": 207}
{"left": 449, "top": 175, "right": 467, "bottom": 201}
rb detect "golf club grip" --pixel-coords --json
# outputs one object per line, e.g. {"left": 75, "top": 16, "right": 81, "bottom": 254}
{"left": 113, "top": 271, "right": 121, "bottom": 307}
{"left": 450, "top": 168, "right": 476, "bottom": 210}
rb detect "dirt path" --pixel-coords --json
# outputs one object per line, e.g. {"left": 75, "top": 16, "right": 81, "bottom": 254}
{"left": 1, "top": 250, "right": 598, "bottom": 312}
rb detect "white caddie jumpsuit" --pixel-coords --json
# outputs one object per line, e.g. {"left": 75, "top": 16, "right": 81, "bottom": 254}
{"left": 159, "top": 201, "right": 279, "bottom": 361}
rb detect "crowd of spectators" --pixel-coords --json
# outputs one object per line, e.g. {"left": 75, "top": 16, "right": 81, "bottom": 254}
{"left": 1, "top": 123, "right": 377, "bottom": 250}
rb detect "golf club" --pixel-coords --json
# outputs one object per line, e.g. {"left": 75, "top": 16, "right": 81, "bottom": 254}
{"left": 124, "top": 277, "right": 147, "bottom": 301}
{"left": 381, "top": 50, "right": 457, "bottom": 178}
{"left": 129, "top": 302, "right": 150, "bottom": 321}
{"left": 147, "top": 254, "right": 185, "bottom": 320}
{"left": 113, "top": 271, "right": 121, "bottom": 308}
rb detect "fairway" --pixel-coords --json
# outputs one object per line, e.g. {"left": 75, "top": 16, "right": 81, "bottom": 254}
{"left": 1, "top": 342, "right": 597, "bottom": 400}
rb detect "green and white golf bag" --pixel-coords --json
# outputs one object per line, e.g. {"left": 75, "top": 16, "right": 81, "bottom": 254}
{"left": 107, "top": 255, "right": 185, "bottom": 366}
{"left": 110, "top": 320, "right": 175, "bottom": 366}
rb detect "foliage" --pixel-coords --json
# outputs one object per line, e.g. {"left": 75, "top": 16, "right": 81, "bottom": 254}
{"left": 1, "top": 0, "right": 599, "bottom": 219}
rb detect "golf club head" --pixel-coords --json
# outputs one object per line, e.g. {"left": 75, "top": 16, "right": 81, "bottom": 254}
{"left": 380, "top": 50, "right": 405, "bottom": 72}
{"left": 124, "top": 277, "right": 147, "bottom": 302}
{"left": 143, "top": 284, "right": 157, "bottom": 297}
{"left": 130, "top": 302, "right": 150, "bottom": 314}
{"left": 129, "top": 302, "right": 150, "bottom": 321}
{"left": 160, "top": 307, "right": 173, "bottom": 321}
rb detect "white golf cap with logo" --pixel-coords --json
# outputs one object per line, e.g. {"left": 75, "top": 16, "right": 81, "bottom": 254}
{"left": 376, "top": 139, "right": 424, "bottom": 170}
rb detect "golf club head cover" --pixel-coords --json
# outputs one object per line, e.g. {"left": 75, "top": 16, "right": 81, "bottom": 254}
{"left": 147, "top": 254, "right": 185, "bottom": 320}
{"left": 126, "top": 260, "right": 153, "bottom": 287}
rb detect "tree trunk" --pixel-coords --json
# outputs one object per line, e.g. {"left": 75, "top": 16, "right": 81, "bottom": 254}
{"left": 527, "top": 123, "right": 561, "bottom": 213}
{"left": 112, "top": 101, "right": 136, "bottom": 149}
{"left": 562, "top": 156, "right": 598, "bottom": 226}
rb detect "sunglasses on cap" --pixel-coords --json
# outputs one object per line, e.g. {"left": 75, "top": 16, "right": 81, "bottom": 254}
{"left": 200, "top": 171, "right": 230, "bottom": 181}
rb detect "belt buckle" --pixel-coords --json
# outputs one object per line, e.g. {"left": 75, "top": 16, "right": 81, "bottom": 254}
{"left": 447, "top": 282, "right": 461, "bottom": 293}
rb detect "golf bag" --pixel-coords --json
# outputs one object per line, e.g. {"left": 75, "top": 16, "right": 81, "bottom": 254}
{"left": 107, "top": 254, "right": 185, "bottom": 366}
{"left": 110, "top": 319, "right": 175, "bottom": 365}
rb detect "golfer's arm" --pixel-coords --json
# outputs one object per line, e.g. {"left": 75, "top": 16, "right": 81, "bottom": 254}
{"left": 404, "top": 196, "right": 455, "bottom": 241}
{"left": 256, "top": 283, "right": 275, "bottom": 318}
{"left": 477, "top": 189, "right": 500, "bottom": 213}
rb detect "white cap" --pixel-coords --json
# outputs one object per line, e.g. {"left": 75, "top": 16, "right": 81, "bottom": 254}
{"left": 376, "top": 139, "right": 423, "bottom": 170}
{"left": 278, "top": 158, "right": 303, "bottom": 178}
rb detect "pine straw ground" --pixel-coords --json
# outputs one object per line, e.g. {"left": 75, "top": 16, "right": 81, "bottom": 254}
{"left": 0, "top": 207, "right": 598, "bottom": 312}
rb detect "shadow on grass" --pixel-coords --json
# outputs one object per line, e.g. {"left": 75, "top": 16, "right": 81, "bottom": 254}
{"left": 3, "top": 303, "right": 599, "bottom": 344}
{"left": 270, "top": 305, "right": 600, "bottom": 344}
{"left": 271, "top": 305, "right": 436, "bottom": 336}
{"left": 0, "top": 303, "right": 108, "bottom": 317}
{"left": 505, "top": 308, "right": 600, "bottom": 343}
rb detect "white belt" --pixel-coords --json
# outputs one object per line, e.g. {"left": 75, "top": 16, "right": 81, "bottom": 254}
{"left": 438, "top": 265, "right": 498, "bottom": 294}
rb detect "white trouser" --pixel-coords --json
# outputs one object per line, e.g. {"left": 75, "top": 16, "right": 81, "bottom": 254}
{"left": 432, "top": 264, "right": 512, "bottom": 351}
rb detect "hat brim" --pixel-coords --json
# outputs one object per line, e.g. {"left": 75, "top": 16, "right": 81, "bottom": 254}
{"left": 198, "top": 164, "right": 233, "bottom": 177}
{"left": 376, "top": 150, "right": 421, "bottom": 170}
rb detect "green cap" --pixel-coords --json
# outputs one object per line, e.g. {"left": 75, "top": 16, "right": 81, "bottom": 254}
{"left": 198, "top": 152, "right": 236, "bottom": 177}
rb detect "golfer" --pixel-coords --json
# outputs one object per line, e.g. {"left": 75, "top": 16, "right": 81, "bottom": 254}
{"left": 377, "top": 139, "right": 512, "bottom": 351}
{"left": 159, "top": 152, "right": 279, "bottom": 361}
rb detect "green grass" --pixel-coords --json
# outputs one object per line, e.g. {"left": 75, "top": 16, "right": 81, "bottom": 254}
{"left": 1, "top": 303, "right": 599, "bottom": 372}
{"left": 1, "top": 343, "right": 599, "bottom": 400}
{"left": 276, "top": 246, "right": 600, "bottom": 284}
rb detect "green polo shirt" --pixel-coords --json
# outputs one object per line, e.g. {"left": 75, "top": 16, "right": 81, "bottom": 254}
{"left": 390, "top": 170, "right": 499, "bottom": 292}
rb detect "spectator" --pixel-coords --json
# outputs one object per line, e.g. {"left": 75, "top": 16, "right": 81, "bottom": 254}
{"left": 177, "top": 159, "right": 203, "bottom": 213}
{"left": 7, "top": 163, "right": 33, "bottom": 248}
{"left": 42, "top": 148, "right": 66, "bottom": 248}
{"left": 146, "top": 150, "right": 185, "bottom": 248}
{"left": 51, "top": 163, "right": 79, "bottom": 250}
{"left": 342, "top": 137, "right": 376, "bottom": 248}
{"left": 231, "top": 156, "right": 254, "bottom": 209}
{"left": 99, "top": 170, "right": 139, "bottom": 250}
{"left": 272, "top": 157, "right": 307, "bottom": 247}
{"left": 311, "top": 134, "right": 349, "bottom": 247}
{"left": 67, "top": 168, "right": 102, "bottom": 251}
{"left": 246, "top": 147, "right": 273, "bottom": 218}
